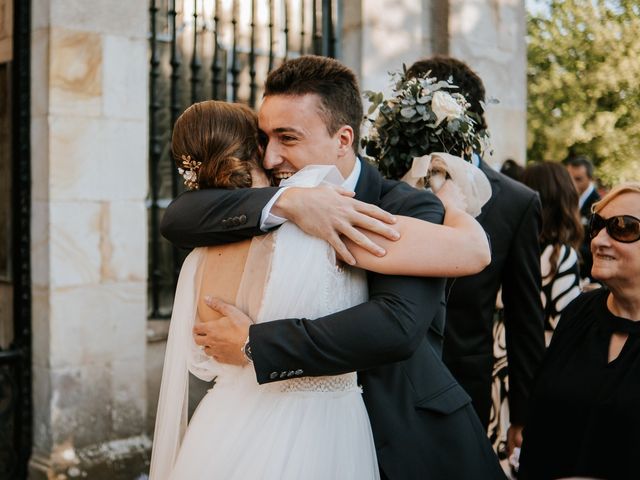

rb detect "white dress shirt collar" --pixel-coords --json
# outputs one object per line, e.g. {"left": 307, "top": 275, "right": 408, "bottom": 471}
{"left": 342, "top": 158, "right": 361, "bottom": 192}
{"left": 579, "top": 182, "right": 595, "bottom": 209}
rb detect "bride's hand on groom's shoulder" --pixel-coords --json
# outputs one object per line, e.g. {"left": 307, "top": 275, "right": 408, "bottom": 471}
{"left": 272, "top": 185, "right": 400, "bottom": 265}
{"left": 434, "top": 179, "right": 467, "bottom": 213}
{"left": 193, "top": 297, "right": 252, "bottom": 366}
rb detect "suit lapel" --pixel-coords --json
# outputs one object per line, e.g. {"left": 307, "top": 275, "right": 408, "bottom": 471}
{"left": 475, "top": 160, "right": 501, "bottom": 224}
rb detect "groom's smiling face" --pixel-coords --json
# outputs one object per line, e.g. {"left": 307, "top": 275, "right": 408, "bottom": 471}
{"left": 258, "top": 93, "right": 355, "bottom": 185}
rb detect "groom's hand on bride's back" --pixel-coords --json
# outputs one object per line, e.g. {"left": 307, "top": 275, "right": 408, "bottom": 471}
{"left": 272, "top": 185, "right": 400, "bottom": 266}
{"left": 193, "top": 296, "right": 252, "bottom": 366}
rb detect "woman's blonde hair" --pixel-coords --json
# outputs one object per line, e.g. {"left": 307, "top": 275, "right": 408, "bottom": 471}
{"left": 171, "top": 100, "right": 261, "bottom": 189}
{"left": 592, "top": 182, "right": 640, "bottom": 214}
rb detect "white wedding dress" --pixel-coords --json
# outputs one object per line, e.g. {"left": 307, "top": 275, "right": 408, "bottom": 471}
{"left": 149, "top": 166, "right": 380, "bottom": 480}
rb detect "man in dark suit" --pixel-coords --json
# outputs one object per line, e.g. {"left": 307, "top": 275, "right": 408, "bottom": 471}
{"left": 564, "top": 155, "right": 601, "bottom": 281}
{"left": 405, "top": 57, "right": 546, "bottom": 459}
{"left": 161, "top": 56, "right": 504, "bottom": 479}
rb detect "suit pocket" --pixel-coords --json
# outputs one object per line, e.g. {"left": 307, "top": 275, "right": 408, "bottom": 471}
{"left": 415, "top": 383, "right": 471, "bottom": 415}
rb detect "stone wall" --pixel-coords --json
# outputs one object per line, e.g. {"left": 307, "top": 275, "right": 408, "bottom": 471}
{"left": 29, "top": 0, "right": 150, "bottom": 477}
{"left": 449, "top": 0, "right": 527, "bottom": 167}
{"left": 342, "top": 0, "right": 527, "bottom": 168}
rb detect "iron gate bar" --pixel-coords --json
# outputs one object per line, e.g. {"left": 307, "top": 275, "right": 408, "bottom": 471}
{"left": 312, "top": 0, "right": 320, "bottom": 54}
{"left": 148, "top": 0, "right": 162, "bottom": 318}
{"left": 283, "top": 0, "right": 289, "bottom": 61}
{"left": 212, "top": 0, "right": 222, "bottom": 99}
{"left": 190, "top": 0, "right": 202, "bottom": 104}
{"left": 321, "top": 0, "right": 333, "bottom": 57}
{"left": 300, "top": 1, "right": 305, "bottom": 55}
{"left": 0, "top": 350, "right": 22, "bottom": 361}
{"left": 10, "top": 0, "right": 32, "bottom": 477}
{"left": 249, "top": 0, "right": 257, "bottom": 108}
{"left": 230, "top": 0, "right": 239, "bottom": 102}
{"left": 268, "top": 0, "right": 275, "bottom": 71}
{"left": 169, "top": 0, "right": 181, "bottom": 287}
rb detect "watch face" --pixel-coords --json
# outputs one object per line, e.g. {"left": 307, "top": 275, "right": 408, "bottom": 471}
{"left": 243, "top": 341, "right": 253, "bottom": 362}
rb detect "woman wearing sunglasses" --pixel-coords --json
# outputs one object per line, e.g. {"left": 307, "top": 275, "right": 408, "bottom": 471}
{"left": 518, "top": 182, "right": 640, "bottom": 480}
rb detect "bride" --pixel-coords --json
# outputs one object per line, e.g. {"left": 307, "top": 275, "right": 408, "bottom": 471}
{"left": 149, "top": 100, "right": 490, "bottom": 479}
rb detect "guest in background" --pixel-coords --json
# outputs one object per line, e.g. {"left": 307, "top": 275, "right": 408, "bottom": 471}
{"left": 519, "top": 182, "right": 640, "bottom": 480}
{"left": 490, "top": 161, "right": 583, "bottom": 469}
{"left": 500, "top": 159, "right": 524, "bottom": 183}
{"left": 564, "top": 155, "right": 601, "bottom": 282}
{"left": 521, "top": 161, "right": 583, "bottom": 345}
{"left": 404, "top": 56, "right": 545, "bottom": 465}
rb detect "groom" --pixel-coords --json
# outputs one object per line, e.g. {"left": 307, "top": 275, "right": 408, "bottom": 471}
{"left": 161, "top": 55, "right": 504, "bottom": 479}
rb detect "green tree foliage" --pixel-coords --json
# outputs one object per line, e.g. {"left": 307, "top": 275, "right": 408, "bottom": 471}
{"left": 527, "top": 0, "right": 640, "bottom": 185}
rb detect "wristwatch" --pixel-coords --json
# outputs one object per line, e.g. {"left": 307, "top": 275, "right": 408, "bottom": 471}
{"left": 242, "top": 335, "right": 253, "bottom": 363}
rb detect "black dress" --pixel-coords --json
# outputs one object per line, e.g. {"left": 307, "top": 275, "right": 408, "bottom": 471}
{"left": 519, "top": 288, "right": 640, "bottom": 480}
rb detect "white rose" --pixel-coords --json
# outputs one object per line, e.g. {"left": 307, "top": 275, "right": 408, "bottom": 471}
{"left": 431, "top": 91, "right": 465, "bottom": 126}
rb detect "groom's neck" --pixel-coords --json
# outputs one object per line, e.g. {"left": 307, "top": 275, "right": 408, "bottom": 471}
{"left": 335, "top": 152, "right": 357, "bottom": 179}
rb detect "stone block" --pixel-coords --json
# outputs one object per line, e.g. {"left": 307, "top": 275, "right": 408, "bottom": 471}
{"left": 49, "top": 116, "right": 146, "bottom": 201}
{"left": 49, "top": 364, "right": 113, "bottom": 447}
{"left": 30, "top": 28, "right": 50, "bottom": 119}
{"left": 50, "top": 27, "right": 102, "bottom": 117}
{"left": 31, "top": 200, "right": 50, "bottom": 288}
{"left": 31, "top": 365, "right": 53, "bottom": 453}
{"left": 484, "top": 107, "right": 527, "bottom": 167}
{"left": 103, "top": 202, "right": 147, "bottom": 283}
{"left": 447, "top": 0, "right": 527, "bottom": 167}
{"left": 50, "top": 0, "right": 148, "bottom": 39}
{"left": 111, "top": 358, "right": 146, "bottom": 438}
{"left": 0, "top": 0, "right": 12, "bottom": 63}
{"left": 103, "top": 35, "right": 147, "bottom": 120}
{"left": 359, "top": 0, "right": 429, "bottom": 94}
{"left": 49, "top": 201, "right": 102, "bottom": 287}
{"left": 31, "top": 117, "right": 50, "bottom": 202}
{"left": 31, "top": 0, "right": 51, "bottom": 31}
{"left": 31, "top": 286, "right": 51, "bottom": 368}
{"left": 49, "top": 282, "right": 146, "bottom": 367}
{"left": 0, "top": 283, "right": 12, "bottom": 348}
{"left": 102, "top": 118, "right": 147, "bottom": 201}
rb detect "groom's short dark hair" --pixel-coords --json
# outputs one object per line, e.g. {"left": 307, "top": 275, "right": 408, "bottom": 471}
{"left": 406, "top": 56, "right": 488, "bottom": 132}
{"left": 264, "top": 55, "right": 363, "bottom": 153}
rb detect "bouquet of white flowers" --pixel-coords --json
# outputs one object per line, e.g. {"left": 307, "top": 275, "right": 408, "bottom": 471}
{"left": 361, "top": 68, "right": 490, "bottom": 180}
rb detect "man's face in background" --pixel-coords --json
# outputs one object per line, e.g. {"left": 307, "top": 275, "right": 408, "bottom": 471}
{"left": 566, "top": 164, "right": 590, "bottom": 195}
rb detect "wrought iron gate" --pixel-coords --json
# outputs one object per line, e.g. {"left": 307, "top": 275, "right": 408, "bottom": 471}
{"left": 148, "top": 0, "right": 341, "bottom": 318}
{"left": 0, "top": 0, "right": 32, "bottom": 478}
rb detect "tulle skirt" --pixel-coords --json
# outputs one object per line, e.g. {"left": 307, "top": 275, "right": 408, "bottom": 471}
{"left": 168, "top": 368, "right": 380, "bottom": 480}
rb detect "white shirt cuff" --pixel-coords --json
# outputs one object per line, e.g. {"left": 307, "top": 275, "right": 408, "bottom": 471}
{"left": 260, "top": 187, "right": 288, "bottom": 231}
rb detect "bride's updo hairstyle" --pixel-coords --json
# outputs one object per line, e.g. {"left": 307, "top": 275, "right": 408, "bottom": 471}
{"left": 171, "top": 100, "right": 261, "bottom": 189}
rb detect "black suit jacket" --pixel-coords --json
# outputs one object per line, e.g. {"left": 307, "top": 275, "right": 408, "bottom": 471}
{"left": 578, "top": 187, "right": 601, "bottom": 280}
{"left": 161, "top": 161, "right": 504, "bottom": 479}
{"left": 443, "top": 161, "right": 546, "bottom": 427}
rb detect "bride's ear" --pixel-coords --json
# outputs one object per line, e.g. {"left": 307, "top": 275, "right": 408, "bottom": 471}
{"left": 335, "top": 125, "right": 354, "bottom": 155}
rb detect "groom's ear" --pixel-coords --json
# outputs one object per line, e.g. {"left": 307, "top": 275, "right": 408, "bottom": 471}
{"left": 335, "top": 125, "right": 354, "bottom": 155}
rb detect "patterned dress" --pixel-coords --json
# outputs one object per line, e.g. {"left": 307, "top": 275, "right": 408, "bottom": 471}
{"left": 488, "top": 244, "right": 581, "bottom": 460}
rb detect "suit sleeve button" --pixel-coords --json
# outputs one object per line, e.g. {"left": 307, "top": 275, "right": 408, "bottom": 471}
{"left": 239, "top": 214, "right": 247, "bottom": 224}
{"left": 294, "top": 369, "right": 303, "bottom": 376}
{"left": 269, "top": 372, "right": 278, "bottom": 380}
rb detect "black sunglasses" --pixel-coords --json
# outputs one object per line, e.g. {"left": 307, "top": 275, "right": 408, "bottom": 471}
{"left": 589, "top": 213, "right": 640, "bottom": 243}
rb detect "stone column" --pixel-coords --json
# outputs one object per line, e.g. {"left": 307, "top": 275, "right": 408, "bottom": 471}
{"left": 30, "top": 0, "right": 149, "bottom": 478}
{"left": 449, "top": 0, "right": 527, "bottom": 166}
{"left": 344, "top": 0, "right": 437, "bottom": 94}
